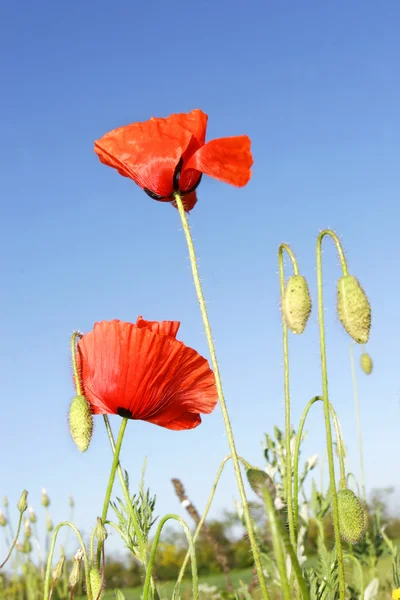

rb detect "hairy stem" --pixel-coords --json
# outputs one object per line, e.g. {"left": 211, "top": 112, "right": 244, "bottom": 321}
{"left": 316, "top": 229, "right": 348, "bottom": 600}
{"left": 350, "top": 343, "right": 366, "bottom": 500}
{"left": 174, "top": 193, "right": 269, "bottom": 600}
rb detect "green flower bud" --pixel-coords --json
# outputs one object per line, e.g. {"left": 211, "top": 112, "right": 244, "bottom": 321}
{"left": 24, "top": 519, "right": 32, "bottom": 539}
{"left": 94, "top": 518, "right": 107, "bottom": 544}
{"left": 246, "top": 468, "right": 276, "bottom": 501}
{"left": 18, "top": 490, "right": 28, "bottom": 514}
{"left": 89, "top": 568, "right": 104, "bottom": 599}
{"left": 69, "top": 395, "right": 93, "bottom": 453}
{"left": 46, "top": 514, "right": 53, "bottom": 533}
{"left": 29, "top": 507, "right": 36, "bottom": 524}
{"left": 0, "top": 511, "right": 7, "bottom": 527}
{"left": 337, "top": 275, "right": 371, "bottom": 344}
{"left": 282, "top": 275, "right": 312, "bottom": 334}
{"left": 52, "top": 555, "right": 65, "bottom": 582}
{"left": 41, "top": 488, "right": 50, "bottom": 508}
{"left": 360, "top": 352, "right": 373, "bottom": 375}
{"left": 22, "top": 539, "right": 32, "bottom": 554}
{"left": 337, "top": 488, "right": 367, "bottom": 544}
{"left": 3, "top": 497, "right": 8, "bottom": 508}
{"left": 69, "top": 560, "right": 81, "bottom": 588}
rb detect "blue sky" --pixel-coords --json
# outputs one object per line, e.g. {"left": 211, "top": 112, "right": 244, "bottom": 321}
{"left": 1, "top": 0, "right": 400, "bottom": 558}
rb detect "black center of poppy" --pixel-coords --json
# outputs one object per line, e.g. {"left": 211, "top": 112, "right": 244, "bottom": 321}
{"left": 117, "top": 407, "right": 133, "bottom": 419}
{"left": 143, "top": 158, "right": 203, "bottom": 201}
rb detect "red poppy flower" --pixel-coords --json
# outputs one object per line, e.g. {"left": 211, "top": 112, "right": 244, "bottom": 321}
{"left": 94, "top": 109, "right": 253, "bottom": 212}
{"left": 76, "top": 317, "right": 218, "bottom": 431}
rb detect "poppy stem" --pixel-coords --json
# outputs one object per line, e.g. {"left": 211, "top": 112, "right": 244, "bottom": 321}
{"left": 278, "top": 243, "right": 299, "bottom": 550}
{"left": 349, "top": 342, "right": 366, "bottom": 500}
{"left": 173, "top": 192, "right": 270, "bottom": 600}
{"left": 316, "top": 230, "right": 348, "bottom": 600}
{"left": 100, "top": 417, "right": 128, "bottom": 525}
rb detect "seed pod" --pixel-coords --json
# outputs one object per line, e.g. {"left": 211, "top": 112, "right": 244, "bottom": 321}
{"left": 337, "top": 488, "right": 367, "bottom": 544}
{"left": 282, "top": 275, "right": 312, "bottom": 334}
{"left": 89, "top": 568, "right": 104, "bottom": 600}
{"left": 360, "top": 352, "right": 373, "bottom": 375}
{"left": 337, "top": 275, "right": 371, "bottom": 344}
{"left": 69, "top": 395, "right": 93, "bottom": 452}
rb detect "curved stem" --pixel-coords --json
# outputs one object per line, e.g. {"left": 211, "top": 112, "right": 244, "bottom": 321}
{"left": 174, "top": 193, "right": 269, "bottom": 600}
{"left": 278, "top": 243, "right": 299, "bottom": 549}
{"left": 70, "top": 332, "right": 83, "bottom": 396}
{"left": 350, "top": 343, "right": 366, "bottom": 500}
{"left": 0, "top": 511, "right": 23, "bottom": 569}
{"left": 175, "top": 455, "right": 232, "bottom": 587}
{"left": 344, "top": 554, "right": 364, "bottom": 599}
{"left": 43, "top": 522, "right": 91, "bottom": 600}
{"left": 316, "top": 229, "right": 347, "bottom": 600}
{"left": 101, "top": 418, "right": 128, "bottom": 523}
{"left": 142, "top": 514, "right": 198, "bottom": 600}
{"left": 104, "top": 521, "right": 125, "bottom": 538}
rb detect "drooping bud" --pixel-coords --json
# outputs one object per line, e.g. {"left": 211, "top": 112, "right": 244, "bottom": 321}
{"left": 282, "top": 275, "right": 312, "bottom": 334}
{"left": 337, "top": 276, "right": 371, "bottom": 344}
{"left": 46, "top": 514, "right": 54, "bottom": 533}
{"left": 360, "top": 352, "right": 373, "bottom": 375}
{"left": 68, "top": 395, "right": 93, "bottom": 452}
{"left": 18, "top": 490, "right": 28, "bottom": 514}
{"left": 246, "top": 468, "right": 276, "bottom": 501}
{"left": 337, "top": 488, "right": 367, "bottom": 544}
{"left": 41, "top": 488, "right": 50, "bottom": 508}
{"left": 52, "top": 555, "right": 65, "bottom": 583}
{"left": 89, "top": 568, "right": 104, "bottom": 599}
{"left": 0, "top": 511, "right": 7, "bottom": 527}
{"left": 94, "top": 518, "right": 107, "bottom": 544}
{"left": 29, "top": 507, "right": 37, "bottom": 523}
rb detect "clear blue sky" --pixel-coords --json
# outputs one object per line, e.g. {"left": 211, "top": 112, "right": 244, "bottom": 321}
{"left": 1, "top": 0, "right": 399, "bottom": 557}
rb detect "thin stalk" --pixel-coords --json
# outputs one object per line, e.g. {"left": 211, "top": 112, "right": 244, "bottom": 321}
{"left": 349, "top": 343, "right": 366, "bottom": 500}
{"left": 143, "top": 514, "right": 198, "bottom": 600}
{"left": 175, "top": 455, "right": 232, "bottom": 587}
{"left": 174, "top": 192, "right": 269, "bottom": 600}
{"left": 316, "top": 229, "right": 348, "bottom": 600}
{"left": 70, "top": 332, "right": 83, "bottom": 396}
{"left": 101, "top": 418, "right": 128, "bottom": 523}
{"left": 278, "top": 243, "right": 299, "bottom": 549}
{"left": 0, "top": 511, "right": 23, "bottom": 569}
{"left": 43, "top": 522, "right": 92, "bottom": 600}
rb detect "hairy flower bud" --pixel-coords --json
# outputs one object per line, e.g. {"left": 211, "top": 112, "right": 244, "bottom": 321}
{"left": 246, "top": 468, "right": 276, "bottom": 501}
{"left": 52, "top": 555, "right": 65, "bottom": 582}
{"left": 360, "top": 352, "right": 373, "bottom": 375}
{"left": 337, "top": 276, "right": 371, "bottom": 344}
{"left": 282, "top": 275, "right": 312, "bottom": 334}
{"left": 41, "top": 488, "right": 50, "bottom": 508}
{"left": 69, "top": 560, "right": 81, "bottom": 588}
{"left": 68, "top": 395, "right": 93, "bottom": 453}
{"left": 18, "top": 490, "right": 28, "bottom": 514}
{"left": 89, "top": 568, "right": 104, "bottom": 599}
{"left": 337, "top": 488, "right": 367, "bottom": 544}
{"left": 94, "top": 518, "right": 107, "bottom": 544}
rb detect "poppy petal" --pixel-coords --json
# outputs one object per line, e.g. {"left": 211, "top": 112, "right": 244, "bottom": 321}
{"left": 77, "top": 320, "right": 217, "bottom": 431}
{"left": 94, "top": 110, "right": 208, "bottom": 199}
{"left": 170, "top": 191, "right": 198, "bottom": 213}
{"left": 135, "top": 316, "right": 180, "bottom": 339}
{"left": 183, "top": 136, "right": 253, "bottom": 187}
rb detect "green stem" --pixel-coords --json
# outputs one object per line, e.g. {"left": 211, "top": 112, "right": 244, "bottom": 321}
{"left": 0, "top": 511, "right": 23, "bottom": 569}
{"left": 101, "top": 418, "right": 128, "bottom": 523}
{"left": 143, "top": 514, "right": 198, "bottom": 600}
{"left": 293, "top": 397, "right": 346, "bottom": 535}
{"left": 278, "top": 243, "right": 299, "bottom": 550}
{"left": 175, "top": 455, "right": 232, "bottom": 587}
{"left": 261, "top": 488, "right": 290, "bottom": 600}
{"left": 316, "top": 229, "right": 347, "bottom": 600}
{"left": 70, "top": 332, "right": 83, "bottom": 396}
{"left": 174, "top": 192, "right": 269, "bottom": 600}
{"left": 349, "top": 343, "right": 366, "bottom": 500}
{"left": 102, "top": 416, "right": 147, "bottom": 562}
{"left": 43, "top": 522, "right": 91, "bottom": 600}
{"left": 344, "top": 554, "right": 364, "bottom": 599}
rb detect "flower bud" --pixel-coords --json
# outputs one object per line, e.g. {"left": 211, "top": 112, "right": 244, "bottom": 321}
{"left": 282, "top": 275, "right": 312, "bottom": 334}
{"left": 69, "top": 560, "right": 81, "bottom": 588}
{"left": 360, "top": 352, "right": 373, "bottom": 375}
{"left": 337, "top": 488, "right": 367, "bottom": 544}
{"left": 94, "top": 518, "right": 107, "bottom": 544}
{"left": 46, "top": 514, "right": 54, "bottom": 533}
{"left": 29, "top": 507, "right": 37, "bottom": 524}
{"left": 89, "top": 568, "right": 104, "bottom": 599}
{"left": 52, "top": 555, "right": 65, "bottom": 582}
{"left": 246, "top": 468, "right": 276, "bottom": 501}
{"left": 18, "top": 490, "right": 28, "bottom": 514}
{"left": 24, "top": 519, "right": 32, "bottom": 539}
{"left": 41, "top": 488, "right": 50, "bottom": 508}
{"left": 337, "top": 275, "right": 371, "bottom": 344}
{"left": 68, "top": 395, "right": 93, "bottom": 452}
{"left": 0, "top": 511, "right": 7, "bottom": 527}
{"left": 22, "top": 539, "right": 32, "bottom": 554}
{"left": 3, "top": 497, "right": 8, "bottom": 508}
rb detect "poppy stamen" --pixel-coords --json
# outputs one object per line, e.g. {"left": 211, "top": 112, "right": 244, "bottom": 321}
{"left": 117, "top": 407, "right": 133, "bottom": 419}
